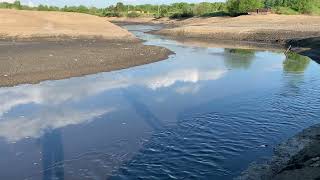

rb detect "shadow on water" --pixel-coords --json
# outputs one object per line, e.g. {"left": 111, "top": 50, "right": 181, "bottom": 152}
{"left": 224, "top": 49, "right": 256, "bottom": 69}
{"left": 122, "top": 90, "right": 164, "bottom": 131}
{"left": 41, "top": 130, "right": 65, "bottom": 180}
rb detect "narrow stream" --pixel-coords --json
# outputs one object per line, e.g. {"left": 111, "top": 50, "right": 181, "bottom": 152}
{"left": 0, "top": 25, "right": 319, "bottom": 180}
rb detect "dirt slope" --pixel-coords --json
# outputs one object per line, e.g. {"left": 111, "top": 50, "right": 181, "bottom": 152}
{"left": 155, "top": 14, "right": 320, "bottom": 43}
{"left": 0, "top": 9, "right": 135, "bottom": 40}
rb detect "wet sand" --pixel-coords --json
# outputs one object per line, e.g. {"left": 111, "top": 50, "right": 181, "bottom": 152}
{"left": 0, "top": 39, "right": 172, "bottom": 87}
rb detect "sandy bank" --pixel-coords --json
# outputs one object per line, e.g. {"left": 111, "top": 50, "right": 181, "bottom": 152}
{"left": 238, "top": 124, "right": 320, "bottom": 180}
{"left": 0, "top": 9, "right": 135, "bottom": 40}
{"left": 0, "top": 39, "right": 172, "bottom": 87}
{"left": 109, "top": 15, "right": 320, "bottom": 62}
{"left": 0, "top": 10, "right": 173, "bottom": 87}
{"left": 152, "top": 15, "right": 320, "bottom": 43}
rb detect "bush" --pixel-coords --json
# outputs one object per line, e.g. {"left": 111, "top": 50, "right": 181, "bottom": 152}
{"left": 103, "top": 11, "right": 123, "bottom": 17}
{"left": 227, "top": 0, "right": 263, "bottom": 15}
{"left": 13, "top": 0, "right": 21, "bottom": 9}
{"left": 127, "top": 12, "right": 140, "bottom": 18}
{"left": 311, "top": 6, "right": 320, "bottom": 15}
{"left": 273, "top": 6, "right": 299, "bottom": 15}
{"left": 170, "top": 11, "right": 194, "bottom": 19}
{"left": 200, "top": 11, "right": 229, "bottom": 17}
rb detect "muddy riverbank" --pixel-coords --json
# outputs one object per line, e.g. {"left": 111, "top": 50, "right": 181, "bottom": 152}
{"left": 0, "top": 39, "right": 172, "bottom": 87}
{"left": 108, "top": 15, "right": 320, "bottom": 63}
{"left": 287, "top": 37, "right": 320, "bottom": 64}
{"left": 0, "top": 10, "right": 173, "bottom": 87}
{"left": 238, "top": 124, "right": 320, "bottom": 180}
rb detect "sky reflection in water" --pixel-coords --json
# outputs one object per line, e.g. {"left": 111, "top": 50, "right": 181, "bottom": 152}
{"left": 0, "top": 25, "right": 319, "bottom": 180}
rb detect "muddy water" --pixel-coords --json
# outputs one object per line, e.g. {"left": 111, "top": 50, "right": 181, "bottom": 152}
{"left": 0, "top": 25, "right": 319, "bottom": 180}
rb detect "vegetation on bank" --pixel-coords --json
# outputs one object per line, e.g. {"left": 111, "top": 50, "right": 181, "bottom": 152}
{"left": 0, "top": 0, "right": 319, "bottom": 18}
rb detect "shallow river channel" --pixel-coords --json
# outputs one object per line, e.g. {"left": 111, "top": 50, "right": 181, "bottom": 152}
{"left": 0, "top": 25, "right": 319, "bottom": 180}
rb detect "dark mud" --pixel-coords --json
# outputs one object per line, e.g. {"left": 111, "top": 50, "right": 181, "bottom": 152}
{"left": 0, "top": 38, "right": 173, "bottom": 87}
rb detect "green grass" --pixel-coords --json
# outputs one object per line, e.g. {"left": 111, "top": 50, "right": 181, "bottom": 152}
{"left": 200, "top": 11, "right": 229, "bottom": 17}
{"left": 311, "top": 6, "right": 320, "bottom": 15}
{"left": 274, "top": 7, "right": 299, "bottom": 15}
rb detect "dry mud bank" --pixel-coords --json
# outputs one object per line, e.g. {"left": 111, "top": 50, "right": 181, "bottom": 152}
{"left": 0, "top": 9, "right": 173, "bottom": 87}
{"left": 0, "top": 9, "right": 135, "bottom": 40}
{"left": 108, "top": 15, "right": 320, "bottom": 63}
{"left": 0, "top": 39, "right": 172, "bottom": 87}
{"left": 152, "top": 15, "right": 320, "bottom": 43}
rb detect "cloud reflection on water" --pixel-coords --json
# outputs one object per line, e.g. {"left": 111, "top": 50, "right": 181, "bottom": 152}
{"left": 0, "top": 63, "right": 226, "bottom": 142}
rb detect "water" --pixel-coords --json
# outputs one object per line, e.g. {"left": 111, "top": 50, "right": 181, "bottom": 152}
{"left": 0, "top": 25, "right": 319, "bottom": 180}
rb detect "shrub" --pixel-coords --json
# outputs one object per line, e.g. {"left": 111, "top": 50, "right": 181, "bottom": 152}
{"left": 273, "top": 6, "right": 299, "bottom": 15}
{"left": 227, "top": 0, "right": 263, "bottom": 15}
{"left": 127, "top": 12, "right": 140, "bottom": 18}
{"left": 170, "top": 11, "right": 194, "bottom": 19}
{"left": 103, "top": 11, "right": 123, "bottom": 17}
{"left": 200, "top": 11, "right": 229, "bottom": 17}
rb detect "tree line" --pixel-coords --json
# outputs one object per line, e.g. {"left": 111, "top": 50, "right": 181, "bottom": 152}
{"left": 0, "top": 0, "right": 319, "bottom": 18}
{"left": 227, "top": 0, "right": 319, "bottom": 15}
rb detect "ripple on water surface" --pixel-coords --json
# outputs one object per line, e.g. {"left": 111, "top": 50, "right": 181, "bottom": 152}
{"left": 0, "top": 25, "right": 319, "bottom": 180}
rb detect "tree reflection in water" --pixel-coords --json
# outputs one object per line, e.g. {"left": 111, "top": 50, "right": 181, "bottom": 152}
{"left": 283, "top": 52, "right": 310, "bottom": 73}
{"left": 224, "top": 49, "right": 256, "bottom": 69}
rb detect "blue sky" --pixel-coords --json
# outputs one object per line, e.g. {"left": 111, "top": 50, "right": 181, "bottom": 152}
{"left": 1, "top": 0, "right": 225, "bottom": 8}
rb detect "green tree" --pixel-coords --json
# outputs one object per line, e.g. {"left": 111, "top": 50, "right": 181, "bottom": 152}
{"left": 13, "top": 0, "right": 21, "bottom": 9}
{"left": 115, "top": 2, "right": 125, "bottom": 12}
{"left": 77, "top": 5, "right": 89, "bottom": 13}
{"left": 227, "top": 0, "right": 263, "bottom": 15}
{"left": 293, "top": 0, "right": 314, "bottom": 13}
